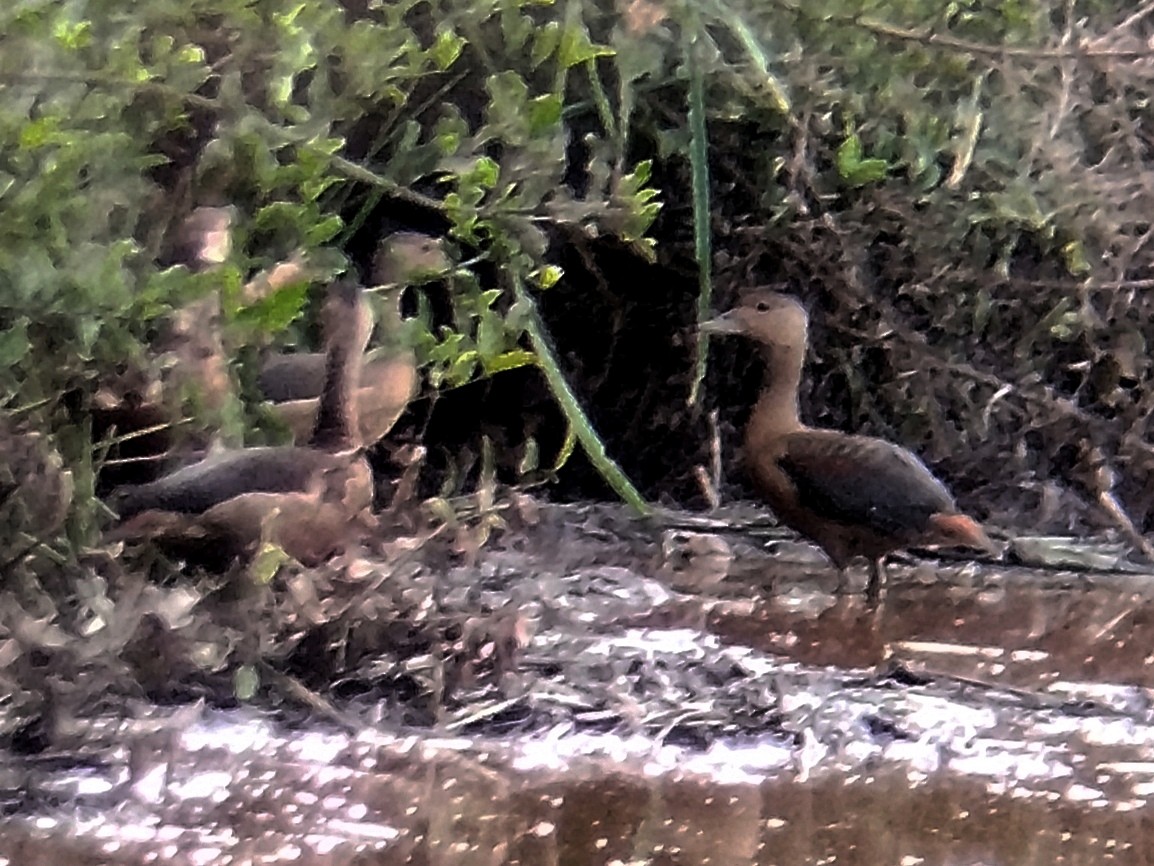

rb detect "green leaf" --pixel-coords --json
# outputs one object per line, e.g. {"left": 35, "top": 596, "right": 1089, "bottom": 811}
{"left": 613, "top": 160, "right": 663, "bottom": 242}
{"left": 478, "top": 289, "right": 503, "bottom": 309}
{"left": 19, "top": 117, "right": 61, "bottom": 150}
{"left": 248, "top": 542, "right": 289, "bottom": 584}
{"left": 836, "top": 134, "right": 889, "bottom": 187}
{"left": 1062, "top": 240, "right": 1091, "bottom": 276}
{"left": 531, "top": 22, "right": 560, "bottom": 67}
{"left": 558, "top": 21, "right": 614, "bottom": 68}
{"left": 236, "top": 283, "right": 310, "bottom": 333}
{"left": 837, "top": 135, "right": 862, "bottom": 173}
{"left": 433, "top": 111, "right": 467, "bottom": 156}
{"left": 306, "top": 214, "right": 344, "bottom": 244}
{"left": 176, "top": 44, "right": 206, "bottom": 64}
{"left": 53, "top": 19, "right": 91, "bottom": 50}
{"left": 518, "top": 436, "right": 540, "bottom": 475}
{"left": 532, "top": 265, "right": 563, "bottom": 289}
{"left": 485, "top": 350, "right": 537, "bottom": 374}
{"left": 476, "top": 309, "right": 504, "bottom": 362}
{"left": 430, "top": 28, "right": 464, "bottom": 70}
{"left": 234, "top": 665, "right": 260, "bottom": 701}
{"left": 528, "top": 94, "right": 563, "bottom": 137}
{"left": 0, "top": 320, "right": 31, "bottom": 367}
{"left": 469, "top": 156, "right": 500, "bottom": 190}
{"left": 446, "top": 349, "right": 480, "bottom": 387}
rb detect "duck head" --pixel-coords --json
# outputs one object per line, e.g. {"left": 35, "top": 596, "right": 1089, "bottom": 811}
{"left": 700, "top": 291, "right": 809, "bottom": 354}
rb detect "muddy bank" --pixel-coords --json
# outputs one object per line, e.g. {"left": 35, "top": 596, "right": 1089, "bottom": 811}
{"left": 2, "top": 502, "right": 1154, "bottom": 864}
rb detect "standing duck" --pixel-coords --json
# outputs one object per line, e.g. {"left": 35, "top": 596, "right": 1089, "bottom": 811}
{"left": 701, "top": 291, "right": 993, "bottom": 597}
{"left": 256, "top": 232, "right": 438, "bottom": 447}
{"left": 108, "top": 280, "right": 375, "bottom": 565}
{"left": 257, "top": 289, "right": 416, "bottom": 448}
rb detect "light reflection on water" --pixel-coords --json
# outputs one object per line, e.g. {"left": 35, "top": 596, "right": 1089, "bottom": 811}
{"left": 2, "top": 675, "right": 1154, "bottom": 866}
{"left": 7, "top": 544, "right": 1154, "bottom": 864}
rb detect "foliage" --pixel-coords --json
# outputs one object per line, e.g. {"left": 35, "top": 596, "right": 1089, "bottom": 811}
{"left": 6, "top": 0, "right": 1154, "bottom": 726}
{"left": 613, "top": 0, "right": 1154, "bottom": 534}
{"left": 0, "top": 2, "right": 672, "bottom": 729}
{"left": 0, "top": 0, "right": 665, "bottom": 536}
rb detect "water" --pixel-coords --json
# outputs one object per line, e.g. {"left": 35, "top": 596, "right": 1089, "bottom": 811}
{"left": 2, "top": 504, "right": 1152, "bottom": 865}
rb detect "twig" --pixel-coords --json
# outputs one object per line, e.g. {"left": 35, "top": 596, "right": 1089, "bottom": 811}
{"left": 694, "top": 465, "right": 720, "bottom": 511}
{"left": 328, "top": 155, "right": 447, "bottom": 214}
{"left": 686, "top": 20, "right": 714, "bottom": 410}
{"left": 258, "top": 662, "right": 362, "bottom": 733}
{"left": 0, "top": 537, "right": 42, "bottom": 576}
{"left": 1047, "top": 0, "right": 1078, "bottom": 142}
{"left": 828, "top": 318, "right": 1154, "bottom": 466}
{"left": 853, "top": 15, "right": 1154, "bottom": 61}
{"left": 1097, "top": 488, "right": 1154, "bottom": 562}
{"left": 1102, "top": 0, "right": 1154, "bottom": 43}
{"left": 91, "top": 419, "right": 189, "bottom": 451}
{"left": 693, "top": 408, "right": 723, "bottom": 509}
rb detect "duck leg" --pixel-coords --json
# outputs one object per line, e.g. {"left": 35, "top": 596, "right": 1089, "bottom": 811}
{"left": 866, "top": 557, "right": 887, "bottom": 602}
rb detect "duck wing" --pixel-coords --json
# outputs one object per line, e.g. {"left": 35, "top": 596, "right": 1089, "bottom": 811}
{"left": 777, "top": 430, "right": 957, "bottom": 539}
{"left": 258, "top": 353, "right": 328, "bottom": 403}
{"left": 110, "top": 446, "right": 341, "bottom": 519}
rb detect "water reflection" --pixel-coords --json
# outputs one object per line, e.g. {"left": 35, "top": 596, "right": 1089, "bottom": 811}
{"left": 5, "top": 505, "right": 1154, "bottom": 865}
{"left": 711, "top": 559, "right": 1154, "bottom": 694}
{"left": 0, "top": 713, "right": 1149, "bottom": 865}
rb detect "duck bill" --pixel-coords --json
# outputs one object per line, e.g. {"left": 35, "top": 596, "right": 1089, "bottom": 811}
{"left": 699, "top": 311, "right": 744, "bottom": 335}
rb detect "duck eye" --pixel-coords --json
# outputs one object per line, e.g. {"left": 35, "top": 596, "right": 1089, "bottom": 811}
{"left": 755, "top": 301, "right": 770, "bottom": 312}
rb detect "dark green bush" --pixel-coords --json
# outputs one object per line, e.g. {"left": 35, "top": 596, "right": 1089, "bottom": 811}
{"left": 2, "top": 0, "right": 1153, "bottom": 606}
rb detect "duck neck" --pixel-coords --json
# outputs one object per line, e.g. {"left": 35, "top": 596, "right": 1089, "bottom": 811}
{"left": 310, "top": 292, "right": 370, "bottom": 452}
{"left": 746, "top": 341, "right": 805, "bottom": 449}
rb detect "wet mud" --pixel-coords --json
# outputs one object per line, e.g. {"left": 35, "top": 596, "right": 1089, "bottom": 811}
{"left": 2, "top": 503, "right": 1153, "bottom": 864}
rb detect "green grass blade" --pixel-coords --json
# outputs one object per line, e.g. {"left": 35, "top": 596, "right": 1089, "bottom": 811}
{"left": 511, "top": 274, "right": 649, "bottom": 515}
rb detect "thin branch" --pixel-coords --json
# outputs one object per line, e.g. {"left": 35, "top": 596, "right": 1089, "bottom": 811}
{"left": 1105, "top": 0, "right": 1154, "bottom": 41}
{"left": 833, "top": 318, "right": 1154, "bottom": 463}
{"left": 853, "top": 15, "right": 1154, "bottom": 61}
{"left": 0, "top": 71, "right": 449, "bottom": 216}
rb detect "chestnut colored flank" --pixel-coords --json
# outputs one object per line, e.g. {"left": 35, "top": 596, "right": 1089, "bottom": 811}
{"left": 701, "top": 291, "right": 993, "bottom": 597}
{"left": 109, "top": 280, "right": 375, "bottom": 564}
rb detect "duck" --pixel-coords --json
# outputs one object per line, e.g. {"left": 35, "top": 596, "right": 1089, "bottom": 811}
{"left": 701, "top": 290, "right": 993, "bottom": 597}
{"left": 257, "top": 288, "right": 417, "bottom": 448}
{"left": 92, "top": 206, "right": 236, "bottom": 495}
{"left": 108, "top": 279, "right": 375, "bottom": 565}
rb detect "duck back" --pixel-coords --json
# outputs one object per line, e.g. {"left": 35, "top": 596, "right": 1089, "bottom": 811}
{"left": 776, "top": 430, "right": 956, "bottom": 541}
{"left": 110, "top": 446, "right": 347, "bottom": 519}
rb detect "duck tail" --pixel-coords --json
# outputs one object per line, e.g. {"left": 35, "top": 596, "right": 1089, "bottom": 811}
{"left": 928, "top": 512, "right": 997, "bottom": 554}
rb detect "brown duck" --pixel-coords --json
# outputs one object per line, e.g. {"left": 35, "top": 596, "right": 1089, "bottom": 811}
{"left": 258, "top": 288, "right": 416, "bottom": 447}
{"left": 109, "top": 280, "right": 374, "bottom": 565}
{"left": 702, "top": 291, "right": 993, "bottom": 597}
